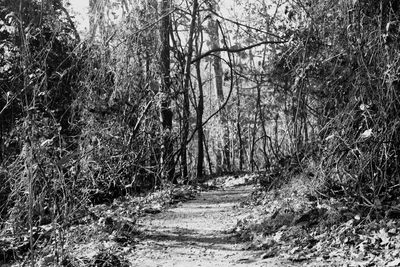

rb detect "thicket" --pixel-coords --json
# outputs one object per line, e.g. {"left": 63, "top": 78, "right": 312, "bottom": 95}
{"left": 0, "top": 0, "right": 165, "bottom": 230}
{"left": 0, "top": 0, "right": 83, "bottom": 227}
{"left": 269, "top": 0, "right": 400, "bottom": 210}
{"left": 1, "top": 0, "right": 400, "bottom": 263}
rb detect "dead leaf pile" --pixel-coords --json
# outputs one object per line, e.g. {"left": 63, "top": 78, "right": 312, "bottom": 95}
{"left": 236, "top": 184, "right": 400, "bottom": 266}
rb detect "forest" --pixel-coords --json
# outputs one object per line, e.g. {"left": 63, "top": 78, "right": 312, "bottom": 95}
{"left": 1, "top": 0, "right": 400, "bottom": 266}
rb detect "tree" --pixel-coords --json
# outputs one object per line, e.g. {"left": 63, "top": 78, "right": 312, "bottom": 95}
{"left": 195, "top": 14, "right": 205, "bottom": 179}
{"left": 205, "top": 0, "right": 231, "bottom": 173}
{"left": 160, "top": 0, "right": 175, "bottom": 182}
{"left": 180, "top": 0, "right": 199, "bottom": 181}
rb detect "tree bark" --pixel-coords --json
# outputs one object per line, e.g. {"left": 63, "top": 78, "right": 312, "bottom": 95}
{"left": 195, "top": 63, "right": 204, "bottom": 179}
{"left": 235, "top": 75, "right": 244, "bottom": 171}
{"left": 160, "top": 0, "right": 175, "bottom": 183}
{"left": 257, "top": 84, "right": 270, "bottom": 170}
{"left": 207, "top": 1, "right": 230, "bottom": 173}
{"left": 204, "top": 131, "right": 213, "bottom": 175}
{"left": 180, "top": 0, "right": 199, "bottom": 181}
{"left": 195, "top": 24, "right": 204, "bottom": 180}
{"left": 249, "top": 93, "right": 259, "bottom": 172}
{"left": 89, "top": 0, "right": 103, "bottom": 42}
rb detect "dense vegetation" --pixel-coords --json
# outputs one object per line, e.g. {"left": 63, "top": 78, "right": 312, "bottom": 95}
{"left": 1, "top": 0, "right": 400, "bottom": 265}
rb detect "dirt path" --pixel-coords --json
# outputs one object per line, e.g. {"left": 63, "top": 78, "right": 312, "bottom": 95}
{"left": 128, "top": 185, "right": 285, "bottom": 267}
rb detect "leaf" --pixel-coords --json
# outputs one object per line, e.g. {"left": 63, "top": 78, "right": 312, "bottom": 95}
{"left": 5, "top": 12, "right": 17, "bottom": 23}
{"left": 273, "top": 231, "right": 283, "bottom": 242}
{"left": 261, "top": 247, "right": 278, "bottom": 259}
{"left": 360, "top": 129, "right": 372, "bottom": 139}
{"left": 387, "top": 258, "right": 400, "bottom": 267}
{"left": 40, "top": 138, "right": 54, "bottom": 147}
{"left": 376, "top": 228, "right": 390, "bottom": 245}
{"left": 359, "top": 104, "right": 369, "bottom": 111}
{"left": 325, "top": 134, "right": 335, "bottom": 141}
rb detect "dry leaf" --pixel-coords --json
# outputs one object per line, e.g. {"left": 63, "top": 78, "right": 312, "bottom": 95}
{"left": 387, "top": 258, "right": 400, "bottom": 267}
{"left": 360, "top": 129, "right": 373, "bottom": 138}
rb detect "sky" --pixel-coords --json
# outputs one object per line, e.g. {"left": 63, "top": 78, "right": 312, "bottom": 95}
{"left": 68, "top": 0, "right": 88, "bottom": 12}
{"left": 67, "top": 0, "right": 89, "bottom": 33}
{"left": 67, "top": 0, "right": 244, "bottom": 35}
{"left": 67, "top": 0, "right": 237, "bottom": 33}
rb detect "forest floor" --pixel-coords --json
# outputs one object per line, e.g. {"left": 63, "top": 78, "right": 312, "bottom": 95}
{"left": 62, "top": 174, "right": 400, "bottom": 266}
{"left": 2, "top": 174, "right": 400, "bottom": 266}
{"left": 129, "top": 182, "right": 278, "bottom": 267}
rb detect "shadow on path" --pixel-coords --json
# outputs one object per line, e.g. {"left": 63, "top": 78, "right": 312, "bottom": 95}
{"left": 128, "top": 185, "right": 284, "bottom": 267}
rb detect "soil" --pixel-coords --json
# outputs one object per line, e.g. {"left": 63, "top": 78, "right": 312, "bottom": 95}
{"left": 129, "top": 185, "right": 288, "bottom": 267}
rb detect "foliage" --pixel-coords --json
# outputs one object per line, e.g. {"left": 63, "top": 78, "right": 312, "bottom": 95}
{"left": 0, "top": 0, "right": 83, "bottom": 228}
{"left": 260, "top": 0, "right": 400, "bottom": 208}
{"left": 1, "top": 0, "right": 400, "bottom": 264}
{"left": 236, "top": 176, "right": 400, "bottom": 266}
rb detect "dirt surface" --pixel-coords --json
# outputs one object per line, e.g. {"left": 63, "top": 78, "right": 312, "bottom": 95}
{"left": 3, "top": 176, "right": 399, "bottom": 267}
{"left": 129, "top": 185, "right": 289, "bottom": 267}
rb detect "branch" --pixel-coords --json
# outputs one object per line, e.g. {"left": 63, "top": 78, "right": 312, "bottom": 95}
{"left": 208, "top": 10, "right": 283, "bottom": 40}
{"left": 133, "top": 100, "right": 153, "bottom": 133}
{"left": 191, "top": 39, "right": 288, "bottom": 63}
{"left": 186, "top": 21, "right": 235, "bottom": 145}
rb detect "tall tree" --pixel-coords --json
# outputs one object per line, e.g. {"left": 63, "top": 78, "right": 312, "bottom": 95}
{"left": 206, "top": 0, "right": 230, "bottom": 173}
{"left": 180, "top": 0, "right": 199, "bottom": 181}
{"left": 160, "top": 0, "right": 175, "bottom": 182}
{"left": 195, "top": 15, "right": 205, "bottom": 179}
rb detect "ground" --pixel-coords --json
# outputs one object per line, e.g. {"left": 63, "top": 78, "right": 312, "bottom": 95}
{"left": 130, "top": 185, "right": 280, "bottom": 267}
{"left": 2, "top": 174, "right": 400, "bottom": 266}
{"left": 124, "top": 175, "right": 400, "bottom": 267}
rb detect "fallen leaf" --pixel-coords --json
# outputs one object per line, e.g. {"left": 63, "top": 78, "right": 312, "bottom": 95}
{"left": 360, "top": 104, "right": 370, "bottom": 111}
{"left": 377, "top": 228, "right": 390, "bottom": 245}
{"left": 290, "top": 246, "right": 300, "bottom": 254}
{"left": 262, "top": 247, "right": 278, "bottom": 259}
{"left": 388, "top": 228, "right": 397, "bottom": 235}
{"left": 360, "top": 129, "right": 372, "bottom": 138}
{"left": 273, "top": 231, "right": 283, "bottom": 242}
{"left": 387, "top": 258, "right": 400, "bottom": 267}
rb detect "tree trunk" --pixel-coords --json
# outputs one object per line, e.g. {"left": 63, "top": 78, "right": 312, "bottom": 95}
{"left": 207, "top": 1, "right": 230, "bottom": 173}
{"left": 257, "top": 84, "right": 270, "bottom": 170}
{"left": 250, "top": 92, "right": 258, "bottom": 172}
{"left": 180, "top": 0, "right": 199, "bottom": 182}
{"left": 89, "top": 0, "right": 104, "bottom": 42}
{"left": 234, "top": 63, "right": 244, "bottom": 171}
{"left": 274, "top": 113, "right": 279, "bottom": 152}
{"left": 204, "top": 131, "right": 213, "bottom": 175}
{"left": 195, "top": 29, "right": 204, "bottom": 180}
{"left": 196, "top": 80, "right": 204, "bottom": 179}
{"left": 160, "top": 0, "right": 175, "bottom": 183}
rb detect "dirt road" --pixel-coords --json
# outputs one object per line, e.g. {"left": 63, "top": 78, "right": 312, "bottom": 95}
{"left": 129, "top": 185, "right": 285, "bottom": 267}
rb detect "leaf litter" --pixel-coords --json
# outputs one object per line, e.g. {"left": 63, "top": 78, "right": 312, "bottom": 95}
{"left": 1, "top": 184, "right": 199, "bottom": 266}
{"left": 2, "top": 173, "right": 400, "bottom": 266}
{"left": 233, "top": 174, "right": 400, "bottom": 266}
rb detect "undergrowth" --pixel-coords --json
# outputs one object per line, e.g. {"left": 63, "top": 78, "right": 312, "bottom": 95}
{"left": 0, "top": 184, "right": 198, "bottom": 266}
{"left": 236, "top": 168, "right": 400, "bottom": 265}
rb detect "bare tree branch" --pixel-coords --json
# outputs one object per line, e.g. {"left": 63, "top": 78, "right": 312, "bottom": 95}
{"left": 208, "top": 10, "right": 283, "bottom": 40}
{"left": 191, "top": 39, "right": 288, "bottom": 63}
